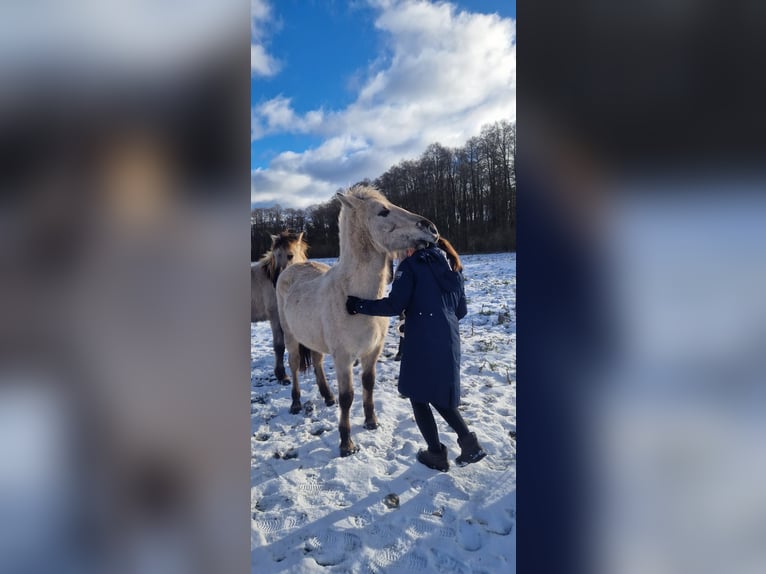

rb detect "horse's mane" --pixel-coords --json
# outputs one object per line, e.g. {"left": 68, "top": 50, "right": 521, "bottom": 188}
{"left": 345, "top": 184, "right": 387, "bottom": 202}
{"left": 258, "top": 250, "right": 279, "bottom": 285}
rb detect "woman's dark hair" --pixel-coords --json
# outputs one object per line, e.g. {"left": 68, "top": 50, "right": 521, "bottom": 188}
{"left": 437, "top": 237, "right": 462, "bottom": 272}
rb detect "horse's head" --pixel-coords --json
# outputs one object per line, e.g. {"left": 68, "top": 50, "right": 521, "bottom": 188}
{"left": 261, "top": 231, "right": 308, "bottom": 286}
{"left": 269, "top": 231, "right": 309, "bottom": 271}
{"left": 336, "top": 186, "right": 438, "bottom": 255}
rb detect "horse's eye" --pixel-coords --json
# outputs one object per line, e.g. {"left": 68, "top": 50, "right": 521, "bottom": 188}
{"left": 378, "top": 208, "right": 390, "bottom": 217}
{"left": 287, "top": 254, "right": 293, "bottom": 260}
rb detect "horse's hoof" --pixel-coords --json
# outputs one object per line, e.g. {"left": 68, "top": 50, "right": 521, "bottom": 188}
{"left": 289, "top": 403, "right": 302, "bottom": 414}
{"left": 325, "top": 397, "right": 336, "bottom": 407}
{"left": 339, "top": 444, "right": 359, "bottom": 457}
{"left": 363, "top": 421, "right": 379, "bottom": 430}
{"left": 279, "top": 378, "right": 291, "bottom": 386}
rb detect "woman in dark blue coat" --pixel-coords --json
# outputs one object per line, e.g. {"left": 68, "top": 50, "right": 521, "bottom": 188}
{"left": 346, "top": 239, "right": 486, "bottom": 471}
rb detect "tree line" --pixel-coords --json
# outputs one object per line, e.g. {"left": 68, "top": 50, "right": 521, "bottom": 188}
{"left": 251, "top": 119, "right": 516, "bottom": 260}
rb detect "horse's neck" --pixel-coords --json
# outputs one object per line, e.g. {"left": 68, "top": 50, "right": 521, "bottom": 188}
{"left": 337, "top": 245, "right": 388, "bottom": 299}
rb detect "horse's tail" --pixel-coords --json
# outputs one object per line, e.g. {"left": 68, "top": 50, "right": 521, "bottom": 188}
{"left": 298, "top": 344, "right": 313, "bottom": 372}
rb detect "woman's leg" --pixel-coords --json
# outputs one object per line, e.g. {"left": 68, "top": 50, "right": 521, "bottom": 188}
{"left": 433, "top": 403, "right": 470, "bottom": 439}
{"left": 434, "top": 403, "right": 486, "bottom": 465}
{"left": 410, "top": 400, "right": 441, "bottom": 452}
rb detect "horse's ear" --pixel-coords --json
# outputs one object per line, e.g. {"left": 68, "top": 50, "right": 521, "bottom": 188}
{"left": 268, "top": 233, "right": 278, "bottom": 243}
{"left": 336, "top": 193, "right": 356, "bottom": 209}
{"left": 297, "top": 231, "right": 305, "bottom": 243}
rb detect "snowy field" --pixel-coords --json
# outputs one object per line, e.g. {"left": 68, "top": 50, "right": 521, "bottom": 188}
{"left": 251, "top": 252, "right": 516, "bottom": 573}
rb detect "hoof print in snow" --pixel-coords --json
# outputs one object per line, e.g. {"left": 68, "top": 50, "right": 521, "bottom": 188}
{"left": 309, "top": 425, "right": 330, "bottom": 436}
{"left": 305, "top": 530, "right": 361, "bottom": 567}
{"left": 383, "top": 493, "right": 400, "bottom": 509}
{"left": 458, "top": 519, "right": 483, "bottom": 551}
{"left": 475, "top": 512, "right": 514, "bottom": 536}
{"left": 273, "top": 448, "right": 298, "bottom": 460}
{"left": 254, "top": 432, "right": 270, "bottom": 442}
{"left": 302, "top": 401, "right": 315, "bottom": 415}
{"left": 509, "top": 430, "right": 516, "bottom": 440}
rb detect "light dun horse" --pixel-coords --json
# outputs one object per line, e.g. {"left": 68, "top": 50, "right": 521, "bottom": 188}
{"left": 277, "top": 185, "right": 438, "bottom": 456}
{"left": 251, "top": 231, "right": 309, "bottom": 383}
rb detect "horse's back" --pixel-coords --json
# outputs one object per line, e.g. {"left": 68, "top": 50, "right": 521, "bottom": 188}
{"left": 277, "top": 261, "right": 330, "bottom": 295}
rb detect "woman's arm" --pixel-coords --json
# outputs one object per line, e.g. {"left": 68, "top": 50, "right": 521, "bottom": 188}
{"left": 455, "top": 273, "right": 467, "bottom": 320}
{"left": 347, "top": 262, "right": 415, "bottom": 317}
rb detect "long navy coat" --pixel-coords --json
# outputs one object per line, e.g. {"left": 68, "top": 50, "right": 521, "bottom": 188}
{"left": 352, "top": 246, "right": 467, "bottom": 408}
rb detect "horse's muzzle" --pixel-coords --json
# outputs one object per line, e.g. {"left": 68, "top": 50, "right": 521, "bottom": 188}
{"left": 417, "top": 219, "right": 439, "bottom": 238}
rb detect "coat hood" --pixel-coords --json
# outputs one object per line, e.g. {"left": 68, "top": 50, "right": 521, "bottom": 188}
{"left": 413, "top": 246, "right": 463, "bottom": 293}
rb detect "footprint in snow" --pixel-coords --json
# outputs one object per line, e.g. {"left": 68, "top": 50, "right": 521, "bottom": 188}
{"left": 368, "top": 540, "right": 408, "bottom": 571}
{"left": 438, "top": 526, "right": 456, "bottom": 539}
{"left": 406, "top": 517, "right": 435, "bottom": 537}
{"left": 297, "top": 474, "right": 321, "bottom": 495}
{"left": 418, "top": 502, "right": 444, "bottom": 517}
{"left": 427, "top": 474, "right": 470, "bottom": 501}
{"left": 367, "top": 523, "right": 400, "bottom": 545}
{"left": 252, "top": 511, "right": 307, "bottom": 534}
{"left": 429, "top": 547, "right": 471, "bottom": 574}
{"left": 369, "top": 548, "right": 429, "bottom": 573}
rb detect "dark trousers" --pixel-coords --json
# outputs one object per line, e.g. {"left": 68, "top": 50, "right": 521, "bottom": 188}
{"left": 410, "top": 400, "right": 470, "bottom": 452}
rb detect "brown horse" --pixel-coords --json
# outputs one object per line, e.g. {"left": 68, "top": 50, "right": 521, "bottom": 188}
{"left": 251, "top": 231, "right": 309, "bottom": 383}
{"left": 276, "top": 185, "right": 438, "bottom": 456}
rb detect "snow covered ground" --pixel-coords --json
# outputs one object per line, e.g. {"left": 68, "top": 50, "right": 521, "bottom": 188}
{"left": 251, "top": 252, "right": 516, "bottom": 573}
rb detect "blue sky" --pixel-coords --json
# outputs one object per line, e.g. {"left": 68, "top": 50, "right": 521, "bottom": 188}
{"left": 251, "top": 0, "right": 516, "bottom": 208}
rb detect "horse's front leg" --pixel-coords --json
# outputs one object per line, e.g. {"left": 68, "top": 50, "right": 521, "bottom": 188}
{"left": 269, "top": 319, "right": 290, "bottom": 385}
{"left": 360, "top": 350, "right": 380, "bottom": 430}
{"left": 334, "top": 356, "right": 358, "bottom": 456}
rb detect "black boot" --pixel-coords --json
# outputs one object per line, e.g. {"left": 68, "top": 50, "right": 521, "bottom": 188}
{"left": 455, "top": 432, "right": 486, "bottom": 466}
{"left": 417, "top": 443, "right": 449, "bottom": 472}
{"left": 394, "top": 337, "right": 404, "bottom": 361}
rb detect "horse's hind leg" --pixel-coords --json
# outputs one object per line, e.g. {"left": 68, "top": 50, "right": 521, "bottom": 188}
{"left": 334, "top": 355, "right": 358, "bottom": 456}
{"left": 270, "top": 319, "right": 290, "bottom": 385}
{"left": 360, "top": 351, "right": 380, "bottom": 430}
{"left": 311, "top": 351, "right": 335, "bottom": 407}
{"left": 285, "top": 337, "right": 303, "bottom": 414}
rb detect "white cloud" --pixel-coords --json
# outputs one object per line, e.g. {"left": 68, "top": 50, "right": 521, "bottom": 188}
{"left": 251, "top": 168, "right": 339, "bottom": 209}
{"left": 251, "top": 0, "right": 515, "bottom": 208}
{"left": 251, "top": 0, "right": 280, "bottom": 77}
{"left": 251, "top": 96, "right": 324, "bottom": 140}
{"left": 251, "top": 44, "right": 280, "bottom": 77}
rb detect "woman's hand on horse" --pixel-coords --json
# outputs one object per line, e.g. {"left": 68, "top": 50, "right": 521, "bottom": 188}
{"left": 346, "top": 296, "right": 362, "bottom": 315}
